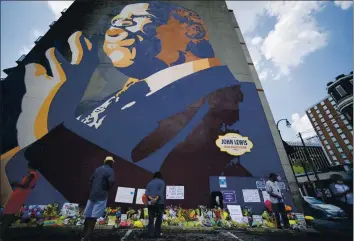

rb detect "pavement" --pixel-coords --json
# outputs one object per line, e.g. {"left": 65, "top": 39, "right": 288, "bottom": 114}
{"left": 2, "top": 226, "right": 353, "bottom": 241}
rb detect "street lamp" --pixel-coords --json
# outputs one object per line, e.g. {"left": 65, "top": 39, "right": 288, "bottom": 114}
{"left": 276, "top": 118, "right": 291, "bottom": 137}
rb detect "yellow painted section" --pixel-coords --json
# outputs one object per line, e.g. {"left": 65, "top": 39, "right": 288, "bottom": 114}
{"left": 34, "top": 49, "right": 67, "bottom": 140}
{"left": 84, "top": 37, "right": 92, "bottom": 51}
{"left": 116, "top": 78, "right": 140, "bottom": 97}
{"left": 0, "top": 147, "right": 20, "bottom": 206}
{"left": 74, "top": 32, "right": 84, "bottom": 64}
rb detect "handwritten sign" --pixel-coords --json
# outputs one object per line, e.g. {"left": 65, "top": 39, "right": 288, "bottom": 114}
{"left": 216, "top": 133, "right": 254, "bottom": 156}
{"left": 242, "top": 189, "right": 261, "bottom": 203}
{"left": 219, "top": 176, "right": 227, "bottom": 188}
{"left": 295, "top": 213, "right": 306, "bottom": 226}
{"left": 222, "top": 191, "right": 236, "bottom": 203}
{"left": 121, "top": 214, "right": 127, "bottom": 222}
{"left": 252, "top": 215, "right": 263, "bottom": 225}
{"left": 166, "top": 186, "right": 184, "bottom": 199}
{"left": 135, "top": 189, "right": 146, "bottom": 205}
{"left": 115, "top": 187, "right": 135, "bottom": 204}
{"left": 227, "top": 205, "right": 243, "bottom": 222}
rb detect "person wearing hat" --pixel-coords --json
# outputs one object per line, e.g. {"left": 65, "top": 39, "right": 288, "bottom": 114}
{"left": 265, "top": 173, "right": 290, "bottom": 229}
{"left": 80, "top": 156, "right": 115, "bottom": 241}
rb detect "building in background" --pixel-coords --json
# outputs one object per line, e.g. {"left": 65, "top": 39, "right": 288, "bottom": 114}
{"left": 327, "top": 72, "right": 353, "bottom": 125}
{"left": 306, "top": 96, "right": 353, "bottom": 166}
{"left": 286, "top": 141, "right": 352, "bottom": 198}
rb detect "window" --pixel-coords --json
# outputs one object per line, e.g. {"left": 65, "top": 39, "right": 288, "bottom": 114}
{"left": 325, "top": 109, "right": 329, "bottom": 114}
{"left": 328, "top": 114, "right": 333, "bottom": 119}
{"left": 331, "top": 119, "right": 336, "bottom": 124}
{"left": 324, "top": 140, "right": 328, "bottom": 145}
{"left": 319, "top": 130, "right": 323, "bottom": 135}
{"left": 331, "top": 137, "right": 337, "bottom": 142}
{"left": 329, "top": 132, "right": 334, "bottom": 137}
{"left": 334, "top": 124, "right": 339, "bottom": 128}
{"left": 334, "top": 142, "right": 340, "bottom": 147}
{"left": 326, "top": 127, "right": 331, "bottom": 132}
{"left": 344, "top": 120, "right": 349, "bottom": 125}
{"left": 341, "top": 115, "right": 345, "bottom": 120}
{"left": 341, "top": 153, "right": 347, "bottom": 158}
{"left": 331, "top": 100, "right": 336, "bottom": 105}
{"left": 335, "top": 85, "right": 347, "bottom": 97}
{"left": 309, "top": 113, "right": 313, "bottom": 118}
{"left": 347, "top": 125, "right": 353, "bottom": 130}
{"left": 321, "top": 135, "right": 325, "bottom": 140}
{"left": 321, "top": 118, "right": 325, "bottom": 122}
{"left": 307, "top": 110, "right": 311, "bottom": 113}
{"left": 340, "top": 134, "right": 346, "bottom": 139}
{"left": 337, "top": 129, "right": 343, "bottom": 134}
{"left": 319, "top": 114, "right": 323, "bottom": 118}
{"left": 324, "top": 123, "right": 328, "bottom": 127}
{"left": 344, "top": 160, "right": 351, "bottom": 164}
{"left": 329, "top": 150, "right": 334, "bottom": 155}
{"left": 328, "top": 96, "right": 333, "bottom": 101}
{"left": 323, "top": 105, "right": 328, "bottom": 110}
{"left": 335, "top": 161, "right": 340, "bottom": 165}
{"left": 332, "top": 156, "right": 337, "bottom": 160}
{"left": 316, "top": 126, "right": 320, "bottom": 131}
{"left": 326, "top": 145, "right": 331, "bottom": 150}
{"left": 338, "top": 148, "right": 343, "bottom": 152}
{"left": 314, "top": 106, "right": 318, "bottom": 110}
{"left": 312, "top": 117, "right": 316, "bottom": 122}
{"left": 321, "top": 101, "right": 325, "bottom": 106}
{"left": 344, "top": 139, "right": 350, "bottom": 144}
{"left": 314, "top": 121, "right": 318, "bottom": 126}
{"left": 348, "top": 145, "right": 353, "bottom": 150}
{"left": 316, "top": 110, "right": 320, "bottom": 114}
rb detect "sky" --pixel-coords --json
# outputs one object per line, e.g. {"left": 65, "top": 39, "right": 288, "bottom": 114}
{"left": 1, "top": 1, "right": 353, "bottom": 142}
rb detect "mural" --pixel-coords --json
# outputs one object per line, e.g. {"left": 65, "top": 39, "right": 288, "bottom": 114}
{"left": 1, "top": 2, "right": 291, "bottom": 208}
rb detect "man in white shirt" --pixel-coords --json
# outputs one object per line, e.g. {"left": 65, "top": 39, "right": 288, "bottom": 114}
{"left": 329, "top": 174, "right": 353, "bottom": 220}
{"left": 266, "top": 173, "right": 290, "bottom": 229}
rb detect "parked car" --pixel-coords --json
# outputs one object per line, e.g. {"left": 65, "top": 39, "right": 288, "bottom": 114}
{"left": 303, "top": 196, "right": 346, "bottom": 219}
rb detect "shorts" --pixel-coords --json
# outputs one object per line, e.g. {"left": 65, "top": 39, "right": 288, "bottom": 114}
{"left": 271, "top": 202, "right": 285, "bottom": 213}
{"left": 83, "top": 199, "right": 107, "bottom": 218}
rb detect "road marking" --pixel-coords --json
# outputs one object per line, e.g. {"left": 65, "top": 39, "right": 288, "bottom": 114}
{"left": 120, "top": 230, "right": 133, "bottom": 241}
{"left": 226, "top": 232, "right": 244, "bottom": 241}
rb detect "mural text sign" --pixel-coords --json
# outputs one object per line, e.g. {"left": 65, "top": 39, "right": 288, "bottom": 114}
{"left": 216, "top": 133, "right": 253, "bottom": 156}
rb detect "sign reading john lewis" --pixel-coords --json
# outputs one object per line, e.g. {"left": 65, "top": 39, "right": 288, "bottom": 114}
{"left": 216, "top": 133, "right": 253, "bottom": 156}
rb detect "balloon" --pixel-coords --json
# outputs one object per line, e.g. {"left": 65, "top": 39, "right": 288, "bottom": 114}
{"left": 264, "top": 200, "right": 272, "bottom": 212}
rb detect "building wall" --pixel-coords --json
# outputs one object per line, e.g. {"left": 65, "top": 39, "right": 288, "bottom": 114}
{"left": 306, "top": 96, "right": 353, "bottom": 166}
{"left": 1, "top": 1, "right": 295, "bottom": 209}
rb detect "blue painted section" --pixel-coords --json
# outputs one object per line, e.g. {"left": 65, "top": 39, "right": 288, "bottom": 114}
{"left": 209, "top": 176, "right": 296, "bottom": 214}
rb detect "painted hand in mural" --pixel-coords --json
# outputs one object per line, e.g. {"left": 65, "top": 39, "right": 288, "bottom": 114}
{"left": 17, "top": 31, "right": 99, "bottom": 148}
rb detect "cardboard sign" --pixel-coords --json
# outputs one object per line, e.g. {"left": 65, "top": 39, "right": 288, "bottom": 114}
{"left": 60, "top": 203, "right": 79, "bottom": 217}
{"left": 219, "top": 176, "right": 227, "bottom": 188}
{"left": 222, "top": 190, "right": 237, "bottom": 203}
{"left": 135, "top": 189, "right": 146, "bottom": 205}
{"left": 216, "top": 133, "right": 254, "bottom": 156}
{"left": 227, "top": 205, "right": 243, "bottom": 222}
{"left": 242, "top": 189, "right": 261, "bottom": 203}
{"left": 295, "top": 213, "right": 306, "bottom": 226}
{"left": 166, "top": 186, "right": 184, "bottom": 199}
{"left": 121, "top": 214, "right": 127, "bottom": 222}
{"left": 115, "top": 187, "right": 135, "bottom": 203}
{"left": 252, "top": 215, "right": 263, "bottom": 224}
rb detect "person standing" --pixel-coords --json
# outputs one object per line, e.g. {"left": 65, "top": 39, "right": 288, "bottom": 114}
{"left": 1, "top": 163, "right": 38, "bottom": 239}
{"left": 266, "top": 173, "right": 290, "bottom": 229}
{"left": 329, "top": 174, "right": 353, "bottom": 220}
{"left": 80, "top": 156, "right": 115, "bottom": 241}
{"left": 145, "top": 171, "right": 165, "bottom": 238}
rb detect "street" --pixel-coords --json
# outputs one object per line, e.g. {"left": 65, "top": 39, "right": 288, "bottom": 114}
{"left": 3, "top": 227, "right": 353, "bottom": 241}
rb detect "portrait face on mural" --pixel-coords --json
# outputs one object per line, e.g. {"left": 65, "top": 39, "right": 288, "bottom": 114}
{"left": 103, "top": 2, "right": 214, "bottom": 79}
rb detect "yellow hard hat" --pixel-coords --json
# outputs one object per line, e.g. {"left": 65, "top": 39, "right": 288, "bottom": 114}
{"left": 104, "top": 156, "right": 115, "bottom": 163}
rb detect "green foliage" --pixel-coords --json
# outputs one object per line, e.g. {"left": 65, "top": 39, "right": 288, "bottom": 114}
{"left": 292, "top": 165, "right": 305, "bottom": 174}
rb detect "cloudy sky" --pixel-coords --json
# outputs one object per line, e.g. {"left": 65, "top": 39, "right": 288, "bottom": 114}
{"left": 1, "top": 1, "right": 352, "bottom": 142}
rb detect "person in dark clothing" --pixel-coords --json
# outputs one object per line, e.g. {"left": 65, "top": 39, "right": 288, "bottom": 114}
{"left": 145, "top": 171, "right": 165, "bottom": 238}
{"left": 80, "top": 156, "right": 115, "bottom": 241}
{"left": 265, "top": 173, "right": 290, "bottom": 229}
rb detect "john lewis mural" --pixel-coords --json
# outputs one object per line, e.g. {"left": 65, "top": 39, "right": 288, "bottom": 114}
{"left": 2, "top": 2, "right": 291, "bottom": 208}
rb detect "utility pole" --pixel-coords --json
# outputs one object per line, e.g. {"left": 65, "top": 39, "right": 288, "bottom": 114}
{"left": 298, "top": 132, "right": 325, "bottom": 201}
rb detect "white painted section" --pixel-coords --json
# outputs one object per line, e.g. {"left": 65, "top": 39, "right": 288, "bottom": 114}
{"left": 121, "top": 101, "right": 136, "bottom": 110}
{"left": 145, "top": 61, "right": 194, "bottom": 96}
